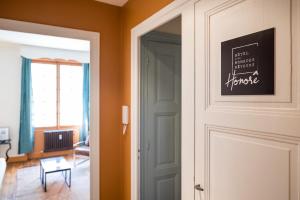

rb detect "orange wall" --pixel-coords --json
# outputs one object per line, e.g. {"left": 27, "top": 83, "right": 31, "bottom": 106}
{"left": 0, "top": 0, "right": 175, "bottom": 199}
{"left": 0, "top": 0, "right": 122, "bottom": 199}
{"left": 120, "top": 0, "right": 174, "bottom": 199}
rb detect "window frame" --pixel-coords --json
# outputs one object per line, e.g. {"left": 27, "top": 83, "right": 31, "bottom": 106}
{"left": 31, "top": 58, "right": 82, "bottom": 130}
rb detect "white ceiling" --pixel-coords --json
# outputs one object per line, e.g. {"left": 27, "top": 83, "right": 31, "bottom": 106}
{"left": 0, "top": 30, "right": 90, "bottom": 51}
{"left": 95, "top": 0, "right": 128, "bottom": 6}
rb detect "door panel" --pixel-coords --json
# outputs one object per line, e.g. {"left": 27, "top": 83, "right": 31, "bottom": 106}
{"left": 156, "top": 114, "right": 176, "bottom": 166}
{"left": 207, "top": 126, "right": 298, "bottom": 200}
{"left": 141, "top": 32, "right": 181, "bottom": 200}
{"left": 195, "top": 0, "right": 300, "bottom": 200}
{"left": 197, "top": 0, "right": 293, "bottom": 106}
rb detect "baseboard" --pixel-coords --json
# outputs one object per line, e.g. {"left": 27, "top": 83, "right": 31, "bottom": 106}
{"left": 7, "top": 154, "right": 28, "bottom": 163}
{"left": 7, "top": 150, "right": 74, "bottom": 163}
{"left": 29, "top": 149, "right": 74, "bottom": 159}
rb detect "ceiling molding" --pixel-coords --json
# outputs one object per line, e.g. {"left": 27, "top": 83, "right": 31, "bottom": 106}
{"left": 94, "top": 0, "right": 128, "bottom": 7}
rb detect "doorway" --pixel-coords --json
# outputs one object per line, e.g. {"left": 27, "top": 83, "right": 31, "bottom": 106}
{"left": 0, "top": 18, "right": 100, "bottom": 200}
{"left": 131, "top": 2, "right": 196, "bottom": 200}
{"left": 140, "top": 16, "right": 182, "bottom": 200}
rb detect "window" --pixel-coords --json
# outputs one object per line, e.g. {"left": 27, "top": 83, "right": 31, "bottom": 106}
{"left": 31, "top": 63, "right": 57, "bottom": 127}
{"left": 60, "top": 65, "right": 83, "bottom": 126}
{"left": 31, "top": 60, "right": 83, "bottom": 128}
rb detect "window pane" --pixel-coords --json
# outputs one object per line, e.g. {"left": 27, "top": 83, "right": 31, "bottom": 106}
{"left": 60, "top": 65, "right": 83, "bottom": 126}
{"left": 31, "top": 63, "right": 57, "bottom": 127}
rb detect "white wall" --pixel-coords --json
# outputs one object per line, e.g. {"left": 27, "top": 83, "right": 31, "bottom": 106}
{"left": 0, "top": 41, "right": 90, "bottom": 157}
{"left": 0, "top": 42, "right": 21, "bottom": 157}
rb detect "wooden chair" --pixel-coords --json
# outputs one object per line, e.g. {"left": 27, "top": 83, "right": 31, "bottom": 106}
{"left": 73, "top": 135, "right": 90, "bottom": 167}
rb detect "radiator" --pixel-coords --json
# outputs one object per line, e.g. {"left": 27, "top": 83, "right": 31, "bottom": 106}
{"left": 44, "top": 130, "right": 73, "bottom": 152}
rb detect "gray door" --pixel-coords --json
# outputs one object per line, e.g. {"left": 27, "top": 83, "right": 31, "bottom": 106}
{"left": 141, "top": 32, "right": 181, "bottom": 200}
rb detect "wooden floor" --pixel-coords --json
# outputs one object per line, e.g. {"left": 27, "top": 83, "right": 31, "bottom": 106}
{"left": 1, "top": 158, "right": 40, "bottom": 200}
{"left": 0, "top": 156, "right": 90, "bottom": 200}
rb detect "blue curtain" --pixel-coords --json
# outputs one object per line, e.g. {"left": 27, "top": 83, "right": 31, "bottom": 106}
{"left": 80, "top": 63, "right": 90, "bottom": 142}
{"left": 18, "top": 57, "right": 34, "bottom": 154}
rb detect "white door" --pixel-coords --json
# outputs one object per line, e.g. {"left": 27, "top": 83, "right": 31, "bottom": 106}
{"left": 195, "top": 0, "right": 300, "bottom": 200}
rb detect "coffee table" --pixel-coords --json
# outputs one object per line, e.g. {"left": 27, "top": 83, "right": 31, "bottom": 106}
{"left": 40, "top": 156, "right": 71, "bottom": 192}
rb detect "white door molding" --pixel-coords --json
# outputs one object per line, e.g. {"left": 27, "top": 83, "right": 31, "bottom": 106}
{"left": 131, "top": 0, "right": 198, "bottom": 199}
{"left": 0, "top": 18, "right": 100, "bottom": 200}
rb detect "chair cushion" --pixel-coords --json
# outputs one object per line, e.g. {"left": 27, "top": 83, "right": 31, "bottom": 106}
{"left": 75, "top": 145, "right": 90, "bottom": 156}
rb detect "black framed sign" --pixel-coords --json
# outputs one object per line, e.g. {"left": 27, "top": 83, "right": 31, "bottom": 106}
{"left": 221, "top": 28, "right": 275, "bottom": 95}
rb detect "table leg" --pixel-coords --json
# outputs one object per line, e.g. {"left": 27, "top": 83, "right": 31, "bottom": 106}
{"left": 44, "top": 172, "right": 47, "bottom": 192}
{"left": 64, "top": 170, "right": 66, "bottom": 183}
{"left": 41, "top": 167, "right": 44, "bottom": 185}
{"left": 69, "top": 169, "right": 71, "bottom": 187}
{"left": 40, "top": 163, "right": 42, "bottom": 183}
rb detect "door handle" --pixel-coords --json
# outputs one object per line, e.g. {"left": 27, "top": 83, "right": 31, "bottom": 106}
{"left": 195, "top": 184, "right": 204, "bottom": 191}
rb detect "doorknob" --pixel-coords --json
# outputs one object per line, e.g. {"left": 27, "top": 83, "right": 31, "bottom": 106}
{"left": 195, "top": 184, "right": 204, "bottom": 191}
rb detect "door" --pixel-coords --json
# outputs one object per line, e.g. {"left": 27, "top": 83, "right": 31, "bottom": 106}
{"left": 195, "top": 0, "right": 300, "bottom": 200}
{"left": 141, "top": 32, "right": 181, "bottom": 200}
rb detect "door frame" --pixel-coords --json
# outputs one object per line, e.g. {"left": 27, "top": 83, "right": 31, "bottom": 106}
{"left": 131, "top": 0, "right": 197, "bottom": 199}
{"left": 0, "top": 18, "right": 100, "bottom": 200}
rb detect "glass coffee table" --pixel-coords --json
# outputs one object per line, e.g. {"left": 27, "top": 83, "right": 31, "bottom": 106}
{"left": 40, "top": 156, "right": 71, "bottom": 192}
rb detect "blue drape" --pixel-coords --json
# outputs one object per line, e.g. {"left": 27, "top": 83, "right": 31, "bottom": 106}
{"left": 80, "top": 63, "right": 90, "bottom": 142}
{"left": 18, "top": 57, "right": 34, "bottom": 154}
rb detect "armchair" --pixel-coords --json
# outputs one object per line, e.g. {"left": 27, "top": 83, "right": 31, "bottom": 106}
{"left": 73, "top": 135, "right": 90, "bottom": 167}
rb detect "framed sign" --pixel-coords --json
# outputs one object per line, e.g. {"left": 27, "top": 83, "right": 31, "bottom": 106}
{"left": 0, "top": 127, "right": 9, "bottom": 141}
{"left": 221, "top": 28, "right": 275, "bottom": 95}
